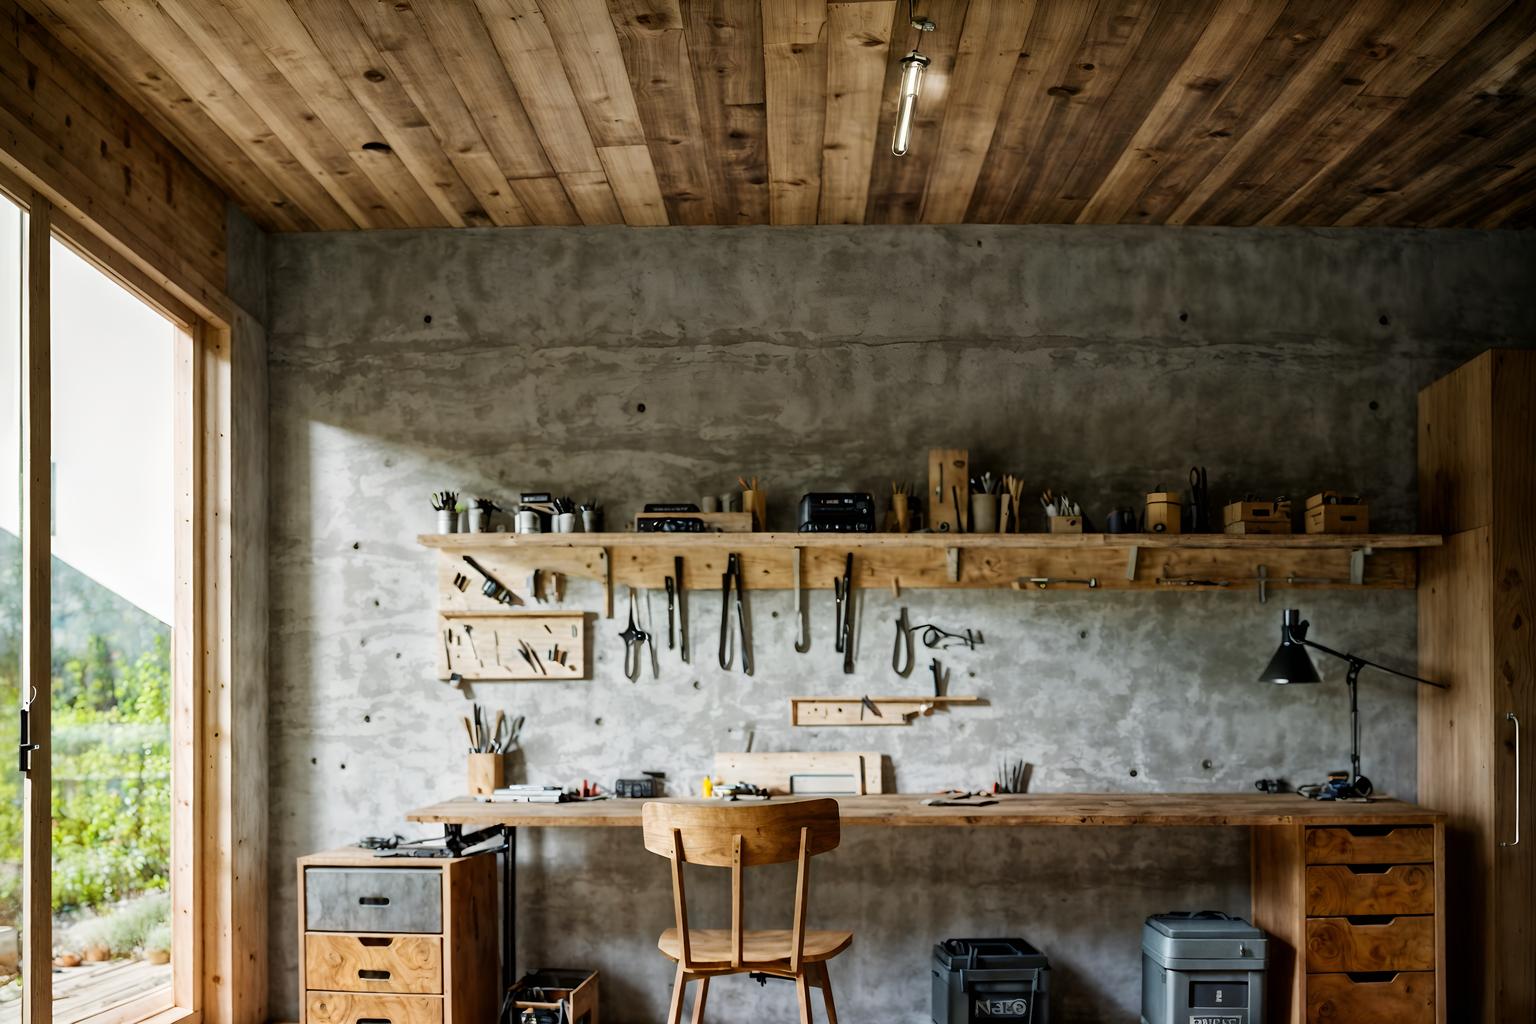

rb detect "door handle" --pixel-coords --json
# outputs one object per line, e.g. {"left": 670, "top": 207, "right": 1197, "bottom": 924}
{"left": 1503, "top": 712, "right": 1521, "bottom": 848}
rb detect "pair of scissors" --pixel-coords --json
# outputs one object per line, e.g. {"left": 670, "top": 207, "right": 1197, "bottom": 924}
{"left": 618, "top": 588, "right": 649, "bottom": 682}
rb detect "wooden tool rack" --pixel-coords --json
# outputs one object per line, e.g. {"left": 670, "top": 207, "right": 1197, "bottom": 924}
{"left": 423, "top": 532, "right": 1441, "bottom": 619}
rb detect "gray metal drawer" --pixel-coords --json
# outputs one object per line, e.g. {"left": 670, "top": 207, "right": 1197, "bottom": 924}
{"left": 305, "top": 867, "right": 442, "bottom": 934}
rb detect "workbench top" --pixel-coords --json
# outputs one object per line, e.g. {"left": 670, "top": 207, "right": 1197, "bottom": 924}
{"left": 406, "top": 792, "right": 1443, "bottom": 829}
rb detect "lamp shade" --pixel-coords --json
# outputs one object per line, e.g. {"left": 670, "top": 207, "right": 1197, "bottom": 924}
{"left": 1259, "top": 609, "right": 1321, "bottom": 684}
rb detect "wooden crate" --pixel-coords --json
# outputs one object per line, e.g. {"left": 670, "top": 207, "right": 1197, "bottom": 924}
{"left": 1305, "top": 492, "right": 1369, "bottom": 534}
{"left": 1222, "top": 499, "right": 1293, "bottom": 534}
{"left": 1144, "top": 491, "right": 1182, "bottom": 535}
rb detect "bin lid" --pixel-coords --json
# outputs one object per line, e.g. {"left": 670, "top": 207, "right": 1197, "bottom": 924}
{"left": 1142, "top": 912, "right": 1267, "bottom": 968}
{"left": 933, "top": 937, "right": 1050, "bottom": 972}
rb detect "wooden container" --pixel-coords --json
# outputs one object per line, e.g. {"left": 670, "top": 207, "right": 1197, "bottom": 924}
{"left": 1143, "top": 491, "right": 1183, "bottom": 535}
{"left": 1305, "top": 491, "right": 1369, "bottom": 534}
{"left": 512, "top": 969, "right": 599, "bottom": 1024}
{"left": 1222, "top": 498, "right": 1293, "bottom": 534}
{"left": 741, "top": 489, "right": 767, "bottom": 531}
{"left": 970, "top": 493, "right": 999, "bottom": 533}
{"left": 1049, "top": 515, "right": 1083, "bottom": 534}
{"left": 467, "top": 753, "right": 504, "bottom": 797}
{"left": 891, "top": 493, "right": 910, "bottom": 533}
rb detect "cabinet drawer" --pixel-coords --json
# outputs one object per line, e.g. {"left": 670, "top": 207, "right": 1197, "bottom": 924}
{"left": 306, "top": 992, "right": 442, "bottom": 1024}
{"left": 1305, "top": 917, "right": 1434, "bottom": 972}
{"left": 1305, "top": 864, "right": 1434, "bottom": 917}
{"left": 305, "top": 868, "right": 442, "bottom": 934}
{"left": 1306, "top": 971, "right": 1433, "bottom": 1023}
{"left": 1305, "top": 826, "right": 1433, "bottom": 865}
{"left": 305, "top": 934, "right": 442, "bottom": 994}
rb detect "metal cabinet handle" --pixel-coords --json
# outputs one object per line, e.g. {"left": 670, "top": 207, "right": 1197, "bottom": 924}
{"left": 1503, "top": 712, "right": 1521, "bottom": 848}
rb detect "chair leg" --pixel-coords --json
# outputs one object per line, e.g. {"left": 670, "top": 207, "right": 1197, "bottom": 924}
{"left": 690, "top": 976, "right": 709, "bottom": 1024}
{"left": 795, "top": 971, "right": 814, "bottom": 1024}
{"left": 816, "top": 963, "right": 839, "bottom": 1024}
{"left": 667, "top": 963, "right": 688, "bottom": 1024}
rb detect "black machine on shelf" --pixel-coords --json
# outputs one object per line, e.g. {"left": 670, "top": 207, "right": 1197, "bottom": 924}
{"left": 798, "top": 492, "right": 876, "bottom": 532}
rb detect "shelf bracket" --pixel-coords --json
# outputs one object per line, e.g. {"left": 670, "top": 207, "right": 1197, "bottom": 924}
{"left": 601, "top": 547, "right": 613, "bottom": 618}
{"left": 1126, "top": 545, "right": 1140, "bottom": 581}
{"left": 946, "top": 547, "right": 961, "bottom": 583}
{"left": 1349, "top": 546, "right": 1372, "bottom": 586}
{"left": 1257, "top": 564, "right": 1268, "bottom": 604}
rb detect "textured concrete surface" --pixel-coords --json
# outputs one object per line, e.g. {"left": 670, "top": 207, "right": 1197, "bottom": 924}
{"left": 265, "top": 225, "right": 1536, "bottom": 1023}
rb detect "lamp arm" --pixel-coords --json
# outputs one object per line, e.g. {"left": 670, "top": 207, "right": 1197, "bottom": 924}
{"left": 1299, "top": 638, "right": 1448, "bottom": 689}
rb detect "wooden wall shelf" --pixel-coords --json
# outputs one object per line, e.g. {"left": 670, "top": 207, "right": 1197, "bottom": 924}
{"left": 423, "top": 533, "right": 1439, "bottom": 616}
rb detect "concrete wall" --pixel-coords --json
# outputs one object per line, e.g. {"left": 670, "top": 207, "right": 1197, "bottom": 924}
{"left": 265, "top": 225, "right": 1536, "bottom": 1023}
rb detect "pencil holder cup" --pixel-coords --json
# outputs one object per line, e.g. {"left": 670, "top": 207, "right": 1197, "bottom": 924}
{"left": 892, "top": 494, "right": 910, "bottom": 534}
{"left": 701, "top": 495, "right": 720, "bottom": 513}
{"left": 742, "top": 490, "right": 766, "bottom": 531}
{"left": 436, "top": 510, "right": 458, "bottom": 534}
{"left": 515, "top": 509, "right": 541, "bottom": 534}
{"left": 580, "top": 509, "right": 603, "bottom": 533}
{"left": 468, "top": 753, "right": 505, "bottom": 797}
{"left": 970, "top": 493, "right": 999, "bottom": 533}
{"left": 467, "top": 507, "right": 488, "bottom": 533}
{"left": 554, "top": 512, "right": 577, "bottom": 534}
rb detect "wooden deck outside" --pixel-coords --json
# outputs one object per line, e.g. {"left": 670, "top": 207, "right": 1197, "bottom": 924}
{"left": 0, "top": 958, "right": 170, "bottom": 1024}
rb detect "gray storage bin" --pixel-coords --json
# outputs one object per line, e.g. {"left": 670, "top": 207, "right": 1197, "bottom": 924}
{"left": 304, "top": 866, "right": 442, "bottom": 933}
{"left": 1141, "top": 911, "right": 1267, "bottom": 1024}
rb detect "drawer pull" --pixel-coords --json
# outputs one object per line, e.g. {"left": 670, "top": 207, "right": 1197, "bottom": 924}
{"left": 359, "top": 969, "right": 392, "bottom": 981}
{"left": 358, "top": 896, "right": 391, "bottom": 906}
{"left": 358, "top": 937, "right": 394, "bottom": 948}
{"left": 1345, "top": 972, "right": 1399, "bottom": 983}
{"left": 1502, "top": 712, "right": 1520, "bottom": 848}
{"left": 1346, "top": 914, "right": 1396, "bottom": 925}
{"left": 357, "top": 1018, "right": 392, "bottom": 1023}
{"left": 1344, "top": 863, "right": 1391, "bottom": 875}
{"left": 1342, "top": 825, "right": 1397, "bottom": 838}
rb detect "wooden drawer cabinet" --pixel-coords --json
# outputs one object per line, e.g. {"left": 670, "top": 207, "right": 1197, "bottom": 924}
{"left": 298, "top": 849, "right": 497, "bottom": 1024}
{"left": 305, "top": 934, "right": 443, "bottom": 994}
{"left": 1305, "top": 917, "right": 1435, "bottom": 973}
{"left": 1304, "top": 826, "right": 1433, "bottom": 865}
{"left": 1305, "top": 864, "right": 1435, "bottom": 916}
{"left": 1305, "top": 971, "right": 1435, "bottom": 1024}
{"left": 307, "top": 992, "right": 443, "bottom": 1024}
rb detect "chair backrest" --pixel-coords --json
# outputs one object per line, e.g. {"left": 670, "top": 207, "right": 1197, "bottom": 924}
{"left": 642, "top": 798, "right": 841, "bottom": 971}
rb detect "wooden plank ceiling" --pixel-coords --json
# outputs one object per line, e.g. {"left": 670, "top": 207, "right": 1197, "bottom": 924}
{"left": 21, "top": 0, "right": 1536, "bottom": 232}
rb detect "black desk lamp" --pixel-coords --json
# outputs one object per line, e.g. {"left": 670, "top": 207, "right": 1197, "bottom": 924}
{"left": 1259, "top": 609, "right": 1447, "bottom": 800}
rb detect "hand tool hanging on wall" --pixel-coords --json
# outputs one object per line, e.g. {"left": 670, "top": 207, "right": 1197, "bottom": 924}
{"left": 892, "top": 606, "right": 915, "bottom": 677}
{"left": 836, "top": 553, "right": 855, "bottom": 674}
{"left": 463, "top": 556, "right": 519, "bottom": 605}
{"left": 718, "top": 553, "right": 752, "bottom": 675}
{"left": 643, "top": 590, "right": 660, "bottom": 679}
{"left": 675, "top": 556, "right": 689, "bottom": 663}
{"left": 793, "top": 546, "right": 810, "bottom": 653}
{"left": 1188, "top": 466, "right": 1210, "bottom": 532}
{"left": 619, "top": 588, "right": 649, "bottom": 682}
{"left": 664, "top": 575, "right": 677, "bottom": 650}
{"left": 931, "top": 658, "right": 950, "bottom": 697}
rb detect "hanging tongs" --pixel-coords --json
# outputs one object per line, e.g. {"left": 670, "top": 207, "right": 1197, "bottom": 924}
{"left": 718, "top": 552, "right": 752, "bottom": 675}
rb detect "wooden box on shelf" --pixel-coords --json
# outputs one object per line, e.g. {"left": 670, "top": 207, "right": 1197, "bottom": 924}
{"left": 1048, "top": 515, "right": 1083, "bottom": 534}
{"left": 1223, "top": 499, "right": 1293, "bottom": 534}
{"left": 1144, "top": 491, "right": 1183, "bottom": 535}
{"left": 1304, "top": 491, "right": 1369, "bottom": 534}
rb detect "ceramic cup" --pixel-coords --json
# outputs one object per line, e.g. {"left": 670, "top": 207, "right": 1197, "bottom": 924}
{"left": 437, "top": 510, "right": 458, "bottom": 534}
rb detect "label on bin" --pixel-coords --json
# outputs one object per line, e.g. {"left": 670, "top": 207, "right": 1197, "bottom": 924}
{"left": 974, "top": 996, "right": 1031, "bottom": 1019}
{"left": 1189, "top": 1018, "right": 1240, "bottom": 1024}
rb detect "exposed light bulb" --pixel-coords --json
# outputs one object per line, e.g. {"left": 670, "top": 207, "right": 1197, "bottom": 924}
{"left": 891, "top": 50, "right": 930, "bottom": 157}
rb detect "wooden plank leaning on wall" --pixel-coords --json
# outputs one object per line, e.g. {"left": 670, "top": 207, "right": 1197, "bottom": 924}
{"left": 0, "top": 3, "right": 267, "bottom": 1020}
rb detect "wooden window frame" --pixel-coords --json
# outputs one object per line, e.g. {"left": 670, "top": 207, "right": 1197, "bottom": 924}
{"left": 4, "top": 173, "right": 233, "bottom": 1024}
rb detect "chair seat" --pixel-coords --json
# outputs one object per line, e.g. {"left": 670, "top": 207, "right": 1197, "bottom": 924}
{"left": 658, "top": 927, "right": 853, "bottom": 969}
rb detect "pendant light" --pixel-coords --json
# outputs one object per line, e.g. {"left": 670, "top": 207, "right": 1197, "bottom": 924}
{"left": 892, "top": 1, "right": 935, "bottom": 157}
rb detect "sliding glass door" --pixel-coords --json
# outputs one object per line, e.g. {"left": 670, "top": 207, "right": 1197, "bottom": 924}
{"left": 0, "top": 189, "right": 186, "bottom": 1024}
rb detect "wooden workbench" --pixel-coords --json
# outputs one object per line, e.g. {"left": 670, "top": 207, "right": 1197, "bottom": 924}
{"left": 406, "top": 791, "right": 1446, "bottom": 1024}
{"left": 408, "top": 791, "right": 1440, "bottom": 828}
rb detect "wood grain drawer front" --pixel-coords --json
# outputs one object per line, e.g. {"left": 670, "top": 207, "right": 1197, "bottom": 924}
{"left": 305, "top": 868, "right": 442, "bottom": 934}
{"left": 305, "top": 934, "right": 442, "bottom": 995}
{"left": 1306, "top": 971, "right": 1434, "bottom": 1023}
{"left": 1305, "top": 864, "right": 1434, "bottom": 917}
{"left": 1304, "top": 917, "right": 1435, "bottom": 972}
{"left": 1304, "top": 826, "right": 1433, "bottom": 865}
{"left": 306, "top": 992, "right": 442, "bottom": 1024}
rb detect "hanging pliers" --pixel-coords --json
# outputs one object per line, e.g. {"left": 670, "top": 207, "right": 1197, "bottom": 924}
{"left": 719, "top": 553, "right": 752, "bottom": 675}
{"left": 619, "top": 587, "right": 648, "bottom": 682}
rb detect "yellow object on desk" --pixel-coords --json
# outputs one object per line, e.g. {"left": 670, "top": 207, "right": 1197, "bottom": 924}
{"left": 701, "top": 776, "right": 713, "bottom": 798}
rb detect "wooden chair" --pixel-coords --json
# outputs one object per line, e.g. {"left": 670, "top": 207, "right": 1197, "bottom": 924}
{"left": 642, "top": 798, "right": 851, "bottom": 1024}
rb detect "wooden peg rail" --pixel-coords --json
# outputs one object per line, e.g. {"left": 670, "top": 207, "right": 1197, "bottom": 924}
{"left": 423, "top": 533, "right": 1439, "bottom": 616}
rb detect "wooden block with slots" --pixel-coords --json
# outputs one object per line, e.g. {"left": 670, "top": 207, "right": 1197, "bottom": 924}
{"left": 439, "top": 612, "right": 585, "bottom": 681}
{"left": 790, "top": 696, "right": 981, "bottom": 726}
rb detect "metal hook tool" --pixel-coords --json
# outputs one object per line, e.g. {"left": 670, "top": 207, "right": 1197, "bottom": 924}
{"left": 892, "top": 606, "right": 915, "bottom": 677}
{"left": 793, "top": 546, "right": 810, "bottom": 654}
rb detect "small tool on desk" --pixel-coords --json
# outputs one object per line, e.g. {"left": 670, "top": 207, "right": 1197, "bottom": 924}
{"left": 463, "top": 556, "right": 518, "bottom": 606}
{"left": 619, "top": 588, "right": 648, "bottom": 682}
{"left": 922, "top": 790, "right": 997, "bottom": 808}
{"left": 675, "top": 556, "right": 689, "bottom": 663}
{"left": 664, "top": 575, "right": 676, "bottom": 650}
{"left": 860, "top": 695, "right": 883, "bottom": 720}
{"left": 718, "top": 553, "right": 751, "bottom": 675}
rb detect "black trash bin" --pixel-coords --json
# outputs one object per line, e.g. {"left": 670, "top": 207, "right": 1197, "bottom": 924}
{"left": 932, "top": 937, "right": 1051, "bottom": 1024}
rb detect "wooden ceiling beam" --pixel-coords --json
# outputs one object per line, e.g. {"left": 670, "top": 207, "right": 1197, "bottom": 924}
{"left": 819, "top": 1, "right": 896, "bottom": 224}
{"left": 680, "top": 0, "right": 769, "bottom": 225}
{"left": 763, "top": 0, "right": 829, "bottom": 225}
